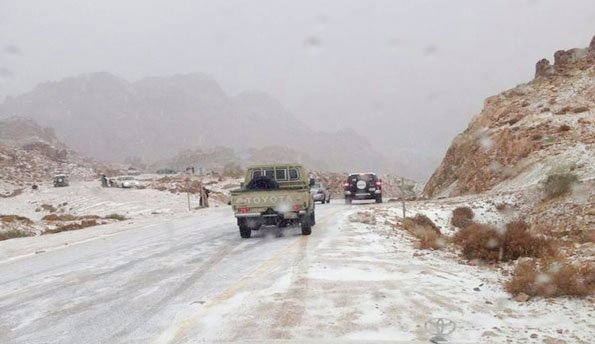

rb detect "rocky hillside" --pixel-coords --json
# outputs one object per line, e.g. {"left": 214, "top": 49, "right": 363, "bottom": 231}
{"left": 0, "top": 72, "right": 390, "bottom": 174}
{"left": 0, "top": 118, "right": 96, "bottom": 195}
{"left": 425, "top": 36, "right": 595, "bottom": 198}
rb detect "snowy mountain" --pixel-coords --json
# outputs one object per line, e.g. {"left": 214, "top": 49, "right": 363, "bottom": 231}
{"left": 0, "top": 72, "right": 392, "bottom": 174}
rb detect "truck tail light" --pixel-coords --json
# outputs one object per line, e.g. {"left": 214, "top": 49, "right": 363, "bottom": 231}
{"left": 343, "top": 182, "right": 349, "bottom": 187}
{"left": 292, "top": 204, "right": 301, "bottom": 211}
{"left": 375, "top": 180, "right": 382, "bottom": 186}
{"left": 239, "top": 207, "right": 249, "bottom": 213}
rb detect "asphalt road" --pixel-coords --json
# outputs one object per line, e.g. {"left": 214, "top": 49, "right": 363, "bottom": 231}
{"left": 0, "top": 202, "right": 361, "bottom": 344}
{"left": 2, "top": 200, "right": 591, "bottom": 343}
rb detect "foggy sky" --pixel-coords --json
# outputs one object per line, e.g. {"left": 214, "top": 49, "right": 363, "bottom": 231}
{"left": 1, "top": 0, "right": 594, "bottom": 163}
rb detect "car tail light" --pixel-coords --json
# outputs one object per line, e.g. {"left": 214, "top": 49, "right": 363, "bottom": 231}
{"left": 292, "top": 204, "right": 301, "bottom": 211}
{"left": 239, "top": 207, "right": 249, "bottom": 213}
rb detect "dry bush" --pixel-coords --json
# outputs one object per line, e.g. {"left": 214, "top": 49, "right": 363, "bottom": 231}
{"left": 45, "top": 220, "right": 98, "bottom": 234}
{"left": 0, "top": 229, "right": 30, "bottom": 241}
{"left": 506, "top": 259, "right": 595, "bottom": 298}
{"left": 0, "top": 188, "right": 23, "bottom": 198}
{"left": 40, "top": 204, "right": 57, "bottom": 213}
{"left": 410, "top": 214, "right": 440, "bottom": 234}
{"left": 453, "top": 223, "right": 502, "bottom": 260}
{"left": 418, "top": 230, "right": 444, "bottom": 250}
{"left": 453, "top": 220, "right": 559, "bottom": 262}
{"left": 502, "top": 220, "right": 558, "bottom": 260}
{"left": 79, "top": 215, "right": 102, "bottom": 220}
{"left": 451, "top": 207, "right": 474, "bottom": 228}
{"left": 104, "top": 213, "right": 127, "bottom": 221}
{"left": 42, "top": 214, "right": 78, "bottom": 221}
{"left": 558, "top": 124, "right": 571, "bottom": 132}
{"left": 541, "top": 172, "right": 579, "bottom": 199}
{"left": 0, "top": 215, "right": 34, "bottom": 225}
{"left": 402, "top": 214, "right": 444, "bottom": 250}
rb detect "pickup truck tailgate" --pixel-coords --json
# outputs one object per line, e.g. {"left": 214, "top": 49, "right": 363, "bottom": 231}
{"left": 231, "top": 189, "right": 310, "bottom": 215}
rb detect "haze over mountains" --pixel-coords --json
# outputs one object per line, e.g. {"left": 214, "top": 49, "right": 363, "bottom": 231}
{"left": 0, "top": 72, "right": 430, "bottom": 178}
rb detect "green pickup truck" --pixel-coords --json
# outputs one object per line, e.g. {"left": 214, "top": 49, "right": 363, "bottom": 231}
{"left": 230, "top": 164, "right": 316, "bottom": 238}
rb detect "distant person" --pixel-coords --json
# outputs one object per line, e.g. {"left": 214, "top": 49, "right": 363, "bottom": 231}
{"left": 101, "top": 174, "right": 109, "bottom": 187}
{"left": 199, "top": 186, "right": 210, "bottom": 207}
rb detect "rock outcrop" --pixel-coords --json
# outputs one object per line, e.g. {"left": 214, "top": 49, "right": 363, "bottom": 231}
{"left": 0, "top": 118, "right": 96, "bottom": 195}
{"left": 425, "top": 35, "right": 595, "bottom": 198}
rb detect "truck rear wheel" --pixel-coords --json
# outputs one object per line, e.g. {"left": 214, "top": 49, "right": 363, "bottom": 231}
{"left": 375, "top": 195, "right": 383, "bottom": 203}
{"left": 345, "top": 197, "right": 352, "bottom": 204}
{"left": 239, "top": 225, "right": 251, "bottom": 238}
{"left": 238, "top": 219, "right": 251, "bottom": 238}
{"left": 301, "top": 214, "right": 312, "bottom": 235}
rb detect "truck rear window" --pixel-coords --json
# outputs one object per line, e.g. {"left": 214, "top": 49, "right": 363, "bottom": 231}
{"left": 250, "top": 167, "right": 300, "bottom": 181}
{"left": 275, "top": 168, "right": 286, "bottom": 180}
{"left": 289, "top": 168, "right": 299, "bottom": 180}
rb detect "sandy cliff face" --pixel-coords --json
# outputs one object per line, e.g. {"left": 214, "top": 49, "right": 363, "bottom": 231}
{"left": 424, "top": 36, "right": 595, "bottom": 198}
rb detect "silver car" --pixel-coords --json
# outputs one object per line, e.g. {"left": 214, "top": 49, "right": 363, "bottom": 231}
{"left": 310, "top": 181, "right": 331, "bottom": 204}
{"left": 111, "top": 176, "right": 140, "bottom": 188}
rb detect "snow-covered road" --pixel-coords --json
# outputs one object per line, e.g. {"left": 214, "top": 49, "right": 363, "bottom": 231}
{"left": 0, "top": 201, "right": 592, "bottom": 343}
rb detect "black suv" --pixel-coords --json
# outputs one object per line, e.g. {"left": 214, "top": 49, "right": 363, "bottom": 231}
{"left": 343, "top": 173, "right": 382, "bottom": 204}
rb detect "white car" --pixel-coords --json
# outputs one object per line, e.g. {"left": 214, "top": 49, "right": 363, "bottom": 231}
{"left": 111, "top": 176, "right": 140, "bottom": 188}
{"left": 310, "top": 181, "right": 331, "bottom": 204}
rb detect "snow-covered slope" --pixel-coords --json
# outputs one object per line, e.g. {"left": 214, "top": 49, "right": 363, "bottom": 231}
{"left": 0, "top": 118, "right": 96, "bottom": 195}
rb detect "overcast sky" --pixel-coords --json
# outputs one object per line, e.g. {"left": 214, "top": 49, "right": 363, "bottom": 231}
{"left": 0, "top": 0, "right": 593, "bottom": 161}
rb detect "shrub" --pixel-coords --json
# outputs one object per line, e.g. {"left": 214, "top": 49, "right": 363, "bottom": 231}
{"left": 0, "top": 188, "right": 23, "bottom": 198}
{"left": 41, "top": 214, "right": 78, "bottom": 221}
{"left": 542, "top": 172, "right": 579, "bottom": 199}
{"left": 402, "top": 214, "right": 444, "bottom": 250}
{"left": 45, "top": 220, "right": 98, "bottom": 234}
{"left": 558, "top": 124, "right": 571, "bottom": 132}
{"left": 105, "top": 213, "right": 127, "bottom": 221}
{"left": 410, "top": 214, "right": 440, "bottom": 234}
{"left": 40, "top": 204, "right": 57, "bottom": 213}
{"left": 0, "top": 229, "right": 30, "bottom": 241}
{"left": 453, "top": 223, "right": 502, "bottom": 260}
{"left": 0, "top": 215, "right": 33, "bottom": 225}
{"left": 451, "top": 207, "right": 474, "bottom": 228}
{"left": 506, "top": 259, "right": 595, "bottom": 298}
{"left": 453, "top": 220, "right": 559, "bottom": 262}
{"left": 502, "top": 220, "right": 558, "bottom": 260}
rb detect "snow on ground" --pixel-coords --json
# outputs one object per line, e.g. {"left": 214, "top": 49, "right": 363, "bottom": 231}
{"left": 0, "top": 174, "right": 241, "bottom": 237}
{"left": 1, "top": 175, "right": 237, "bottom": 222}
{"left": 0, "top": 196, "right": 593, "bottom": 343}
{"left": 338, "top": 203, "right": 594, "bottom": 343}
{"left": 383, "top": 192, "right": 521, "bottom": 235}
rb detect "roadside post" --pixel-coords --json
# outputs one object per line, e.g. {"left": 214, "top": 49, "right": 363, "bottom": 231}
{"left": 400, "top": 177, "right": 406, "bottom": 218}
{"left": 185, "top": 179, "right": 191, "bottom": 211}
